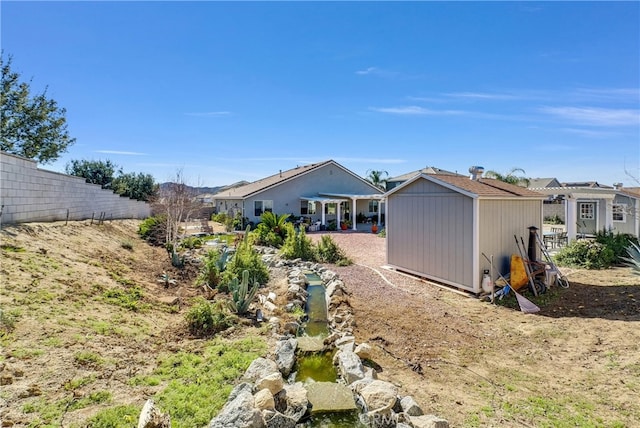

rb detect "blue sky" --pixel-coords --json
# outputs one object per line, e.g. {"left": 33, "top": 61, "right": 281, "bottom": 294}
{"left": 2, "top": 1, "right": 639, "bottom": 187}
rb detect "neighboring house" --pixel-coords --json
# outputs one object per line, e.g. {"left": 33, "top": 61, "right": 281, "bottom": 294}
{"left": 385, "top": 170, "right": 545, "bottom": 294}
{"left": 528, "top": 180, "right": 640, "bottom": 241}
{"left": 386, "top": 166, "right": 462, "bottom": 191}
{"left": 212, "top": 160, "right": 384, "bottom": 229}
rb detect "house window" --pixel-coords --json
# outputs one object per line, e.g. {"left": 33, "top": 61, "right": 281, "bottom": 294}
{"left": 254, "top": 200, "right": 273, "bottom": 217}
{"left": 579, "top": 203, "right": 594, "bottom": 220}
{"left": 368, "top": 200, "right": 379, "bottom": 213}
{"left": 325, "top": 203, "right": 336, "bottom": 215}
{"left": 301, "top": 201, "right": 316, "bottom": 215}
{"left": 612, "top": 204, "right": 626, "bottom": 222}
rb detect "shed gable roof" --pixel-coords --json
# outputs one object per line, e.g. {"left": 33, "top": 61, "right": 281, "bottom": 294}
{"left": 387, "top": 173, "right": 544, "bottom": 199}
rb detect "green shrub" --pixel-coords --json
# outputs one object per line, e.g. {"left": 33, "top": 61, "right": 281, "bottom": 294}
{"left": 555, "top": 240, "right": 615, "bottom": 269}
{"left": 555, "top": 228, "right": 639, "bottom": 270}
{"left": 138, "top": 215, "right": 166, "bottom": 246}
{"left": 212, "top": 212, "right": 228, "bottom": 224}
{"left": 179, "top": 236, "right": 204, "bottom": 250}
{"left": 185, "top": 298, "right": 235, "bottom": 336}
{"left": 595, "top": 228, "right": 638, "bottom": 263}
{"left": 224, "top": 227, "right": 269, "bottom": 286}
{"left": 316, "top": 235, "right": 349, "bottom": 264}
{"left": 197, "top": 249, "right": 229, "bottom": 290}
{"left": 544, "top": 214, "right": 564, "bottom": 225}
{"left": 280, "top": 223, "right": 316, "bottom": 261}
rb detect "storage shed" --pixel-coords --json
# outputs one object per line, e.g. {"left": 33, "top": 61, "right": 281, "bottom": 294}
{"left": 385, "top": 171, "right": 545, "bottom": 294}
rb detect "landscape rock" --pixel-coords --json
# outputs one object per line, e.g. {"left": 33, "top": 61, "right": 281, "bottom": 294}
{"left": 262, "top": 409, "right": 297, "bottom": 428}
{"left": 263, "top": 301, "right": 277, "bottom": 313}
{"left": 137, "top": 399, "right": 171, "bottom": 428}
{"left": 410, "top": 414, "right": 450, "bottom": 428}
{"left": 282, "top": 322, "right": 300, "bottom": 336}
{"left": 359, "top": 380, "right": 398, "bottom": 412}
{"left": 335, "top": 335, "right": 356, "bottom": 352}
{"left": 400, "top": 395, "right": 424, "bottom": 416}
{"left": 354, "top": 342, "right": 373, "bottom": 360}
{"left": 279, "top": 382, "right": 309, "bottom": 421}
{"left": 335, "top": 350, "right": 365, "bottom": 384}
{"left": 243, "top": 358, "right": 280, "bottom": 383}
{"left": 306, "top": 382, "right": 357, "bottom": 413}
{"left": 254, "top": 389, "right": 275, "bottom": 411}
{"left": 255, "top": 372, "right": 284, "bottom": 395}
{"left": 274, "top": 338, "right": 297, "bottom": 376}
{"left": 208, "top": 383, "right": 264, "bottom": 428}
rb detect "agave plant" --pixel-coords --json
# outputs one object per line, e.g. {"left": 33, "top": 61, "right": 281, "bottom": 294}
{"left": 157, "top": 272, "right": 177, "bottom": 288}
{"left": 622, "top": 242, "right": 640, "bottom": 275}
{"left": 227, "top": 270, "right": 260, "bottom": 315}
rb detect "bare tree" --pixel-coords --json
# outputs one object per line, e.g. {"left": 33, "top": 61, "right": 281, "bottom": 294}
{"left": 151, "top": 169, "right": 201, "bottom": 248}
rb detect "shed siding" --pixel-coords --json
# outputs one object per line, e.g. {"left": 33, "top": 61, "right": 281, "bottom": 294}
{"left": 478, "top": 199, "right": 542, "bottom": 274}
{"left": 387, "top": 179, "right": 474, "bottom": 289}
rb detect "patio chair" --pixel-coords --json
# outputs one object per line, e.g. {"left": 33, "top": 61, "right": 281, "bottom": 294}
{"left": 554, "top": 231, "right": 568, "bottom": 248}
{"left": 308, "top": 221, "right": 321, "bottom": 232}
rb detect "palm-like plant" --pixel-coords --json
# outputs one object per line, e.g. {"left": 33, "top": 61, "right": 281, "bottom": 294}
{"left": 483, "top": 167, "right": 530, "bottom": 187}
{"left": 622, "top": 242, "right": 640, "bottom": 275}
{"left": 260, "top": 211, "right": 289, "bottom": 233}
{"left": 366, "top": 169, "right": 389, "bottom": 190}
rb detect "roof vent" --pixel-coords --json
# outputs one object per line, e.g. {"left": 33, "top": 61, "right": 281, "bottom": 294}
{"left": 469, "top": 166, "right": 484, "bottom": 181}
{"left": 613, "top": 182, "right": 623, "bottom": 190}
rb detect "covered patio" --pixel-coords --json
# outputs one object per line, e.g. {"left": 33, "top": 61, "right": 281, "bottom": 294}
{"left": 300, "top": 193, "right": 386, "bottom": 231}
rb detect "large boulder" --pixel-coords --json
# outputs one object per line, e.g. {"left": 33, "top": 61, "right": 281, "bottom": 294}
{"left": 274, "top": 338, "right": 297, "bottom": 376}
{"left": 335, "top": 350, "right": 365, "bottom": 385}
{"left": 306, "top": 382, "right": 357, "bottom": 414}
{"left": 359, "top": 380, "right": 398, "bottom": 412}
{"left": 254, "top": 389, "right": 275, "bottom": 411}
{"left": 277, "top": 382, "right": 309, "bottom": 421}
{"left": 354, "top": 343, "right": 373, "bottom": 360}
{"left": 209, "top": 383, "right": 264, "bottom": 428}
{"left": 243, "top": 358, "right": 280, "bottom": 383}
{"left": 255, "top": 372, "right": 284, "bottom": 396}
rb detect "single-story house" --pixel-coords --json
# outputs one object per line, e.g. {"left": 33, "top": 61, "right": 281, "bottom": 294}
{"left": 385, "top": 168, "right": 545, "bottom": 294}
{"left": 528, "top": 180, "right": 640, "bottom": 241}
{"left": 212, "top": 160, "right": 384, "bottom": 230}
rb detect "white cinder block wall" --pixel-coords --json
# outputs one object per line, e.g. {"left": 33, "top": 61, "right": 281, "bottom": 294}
{"left": 0, "top": 152, "right": 151, "bottom": 225}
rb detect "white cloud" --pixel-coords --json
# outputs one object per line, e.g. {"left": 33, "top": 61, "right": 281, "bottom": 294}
{"left": 355, "top": 67, "right": 399, "bottom": 78}
{"left": 558, "top": 128, "right": 619, "bottom": 138}
{"left": 443, "top": 91, "right": 518, "bottom": 101}
{"left": 540, "top": 106, "right": 640, "bottom": 127}
{"left": 370, "top": 106, "right": 465, "bottom": 116}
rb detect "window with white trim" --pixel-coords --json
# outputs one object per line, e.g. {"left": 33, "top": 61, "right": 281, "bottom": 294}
{"left": 368, "top": 200, "right": 379, "bottom": 213}
{"left": 612, "top": 204, "right": 626, "bottom": 222}
{"left": 301, "top": 201, "right": 316, "bottom": 215}
{"left": 579, "top": 203, "right": 594, "bottom": 220}
{"left": 254, "top": 200, "right": 273, "bottom": 217}
{"left": 325, "top": 203, "right": 336, "bottom": 215}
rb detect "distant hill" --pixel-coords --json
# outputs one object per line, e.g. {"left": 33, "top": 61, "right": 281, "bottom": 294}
{"left": 159, "top": 180, "right": 249, "bottom": 195}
